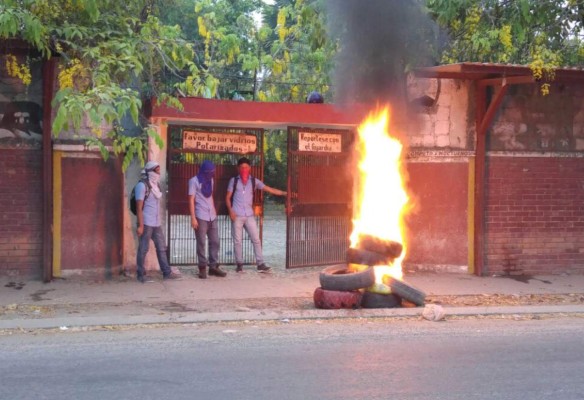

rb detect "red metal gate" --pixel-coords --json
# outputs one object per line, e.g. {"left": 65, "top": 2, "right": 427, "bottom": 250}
{"left": 167, "top": 125, "right": 264, "bottom": 266}
{"left": 286, "top": 127, "right": 354, "bottom": 268}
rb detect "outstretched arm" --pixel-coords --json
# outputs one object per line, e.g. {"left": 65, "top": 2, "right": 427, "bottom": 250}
{"left": 262, "top": 185, "right": 287, "bottom": 196}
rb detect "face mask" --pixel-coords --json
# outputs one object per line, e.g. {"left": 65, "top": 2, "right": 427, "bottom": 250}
{"left": 198, "top": 168, "right": 214, "bottom": 198}
{"left": 240, "top": 169, "right": 250, "bottom": 182}
{"left": 148, "top": 171, "right": 160, "bottom": 184}
{"left": 203, "top": 169, "right": 215, "bottom": 180}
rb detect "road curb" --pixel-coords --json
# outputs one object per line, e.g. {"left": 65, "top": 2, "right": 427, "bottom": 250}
{"left": 1, "top": 304, "right": 584, "bottom": 330}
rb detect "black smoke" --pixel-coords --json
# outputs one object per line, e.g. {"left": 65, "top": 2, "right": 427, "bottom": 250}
{"left": 326, "top": 0, "right": 437, "bottom": 111}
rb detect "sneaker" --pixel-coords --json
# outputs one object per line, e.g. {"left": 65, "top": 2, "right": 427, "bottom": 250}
{"left": 208, "top": 266, "right": 227, "bottom": 277}
{"left": 257, "top": 264, "right": 272, "bottom": 273}
{"left": 138, "top": 275, "right": 154, "bottom": 283}
{"left": 235, "top": 264, "right": 244, "bottom": 273}
{"left": 163, "top": 272, "right": 183, "bottom": 280}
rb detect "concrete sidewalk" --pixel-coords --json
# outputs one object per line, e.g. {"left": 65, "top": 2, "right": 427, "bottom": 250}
{"left": 1, "top": 267, "right": 584, "bottom": 330}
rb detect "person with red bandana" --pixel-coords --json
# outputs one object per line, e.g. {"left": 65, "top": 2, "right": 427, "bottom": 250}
{"left": 226, "top": 157, "right": 287, "bottom": 273}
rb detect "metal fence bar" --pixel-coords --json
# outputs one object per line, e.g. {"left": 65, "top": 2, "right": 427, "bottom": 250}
{"left": 286, "top": 126, "right": 354, "bottom": 268}
{"left": 169, "top": 210, "right": 260, "bottom": 265}
{"left": 286, "top": 216, "right": 351, "bottom": 268}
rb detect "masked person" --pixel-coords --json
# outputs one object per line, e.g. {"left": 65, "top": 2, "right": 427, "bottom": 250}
{"left": 188, "top": 160, "right": 226, "bottom": 279}
{"left": 225, "top": 157, "right": 287, "bottom": 273}
{"left": 135, "top": 161, "right": 182, "bottom": 283}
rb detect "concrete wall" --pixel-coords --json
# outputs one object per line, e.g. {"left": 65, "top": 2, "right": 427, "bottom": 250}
{"left": 407, "top": 79, "right": 471, "bottom": 150}
{"left": 400, "top": 79, "right": 473, "bottom": 272}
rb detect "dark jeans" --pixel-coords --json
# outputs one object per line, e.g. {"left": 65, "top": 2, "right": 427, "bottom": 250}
{"left": 137, "top": 225, "right": 172, "bottom": 278}
{"left": 195, "top": 218, "right": 220, "bottom": 267}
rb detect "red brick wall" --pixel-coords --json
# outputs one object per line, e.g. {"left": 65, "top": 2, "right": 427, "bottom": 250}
{"left": 0, "top": 149, "right": 43, "bottom": 277}
{"left": 485, "top": 156, "right": 584, "bottom": 275}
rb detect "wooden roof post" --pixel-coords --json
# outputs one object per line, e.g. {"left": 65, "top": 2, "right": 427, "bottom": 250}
{"left": 42, "top": 58, "right": 57, "bottom": 283}
{"left": 473, "top": 79, "right": 508, "bottom": 276}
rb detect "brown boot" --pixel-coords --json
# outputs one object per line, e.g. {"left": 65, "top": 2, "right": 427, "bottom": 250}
{"left": 208, "top": 265, "right": 227, "bottom": 277}
{"left": 198, "top": 266, "right": 207, "bottom": 279}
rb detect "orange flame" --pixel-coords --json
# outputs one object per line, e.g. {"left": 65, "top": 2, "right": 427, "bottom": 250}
{"left": 350, "top": 107, "right": 409, "bottom": 282}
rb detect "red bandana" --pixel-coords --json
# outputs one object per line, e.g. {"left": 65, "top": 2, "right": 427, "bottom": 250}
{"left": 240, "top": 169, "right": 250, "bottom": 184}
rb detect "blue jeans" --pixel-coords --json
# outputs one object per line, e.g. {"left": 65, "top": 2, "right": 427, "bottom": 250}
{"left": 137, "top": 225, "right": 172, "bottom": 278}
{"left": 232, "top": 216, "right": 263, "bottom": 265}
{"left": 195, "top": 218, "right": 220, "bottom": 267}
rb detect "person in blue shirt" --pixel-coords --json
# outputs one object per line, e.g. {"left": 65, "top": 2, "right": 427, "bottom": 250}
{"left": 188, "top": 160, "right": 226, "bottom": 279}
{"left": 135, "top": 160, "right": 182, "bottom": 283}
{"left": 225, "top": 157, "right": 287, "bottom": 273}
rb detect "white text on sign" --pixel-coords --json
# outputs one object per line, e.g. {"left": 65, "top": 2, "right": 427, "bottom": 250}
{"left": 183, "top": 131, "right": 257, "bottom": 153}
{"left": 298, "top": 132, "right": 342, "bottom": 153}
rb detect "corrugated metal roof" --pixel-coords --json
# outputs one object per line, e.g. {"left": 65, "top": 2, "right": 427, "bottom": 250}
{"left": 415, "top": 62, "right": 584, "bottom": 82}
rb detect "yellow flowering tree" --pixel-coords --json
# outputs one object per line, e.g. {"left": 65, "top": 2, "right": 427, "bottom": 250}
{"left": 0, "top": 0, "right": 215, "bottom": 170}
{"left": 160, "top": 0, "right": 335, "bottom": 102}
{"left": 427, "top": 0, "right": 584, "bottom": 93}
{"left": 159, "top": 0, "right": 258, "bottom": 100}
{"left": 5, "top": 54, "right": 32, "bottom": 85}
{"left": 257, "top": 0, "right": 335, "bottom": 102}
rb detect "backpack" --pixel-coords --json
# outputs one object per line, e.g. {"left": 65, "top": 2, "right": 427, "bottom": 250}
{"left": 130, "top": 179, "right": 152, "bottom": 215}
{"left": 231, "top": 175, "right": 255, "bottom": 204}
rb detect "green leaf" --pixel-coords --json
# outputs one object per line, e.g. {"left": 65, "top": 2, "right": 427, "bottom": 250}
{"left": 52, "top": 106, "right": 68, "bottom": 136}
{"left": 129, "top": 101, "right": 139, "bottom": 124}
{"left": 85, "top": 1, "right": 101, "bottom": 23}
{"left": 146, "top": 127, "right": 164, "bottom": 149}
{"left": 519, "top": 0, "right": 531, "bottom": 22}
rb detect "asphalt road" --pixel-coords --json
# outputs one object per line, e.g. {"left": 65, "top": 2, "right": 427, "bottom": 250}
{"left": 2, "top": 317, "right": 584, "bottom": 400}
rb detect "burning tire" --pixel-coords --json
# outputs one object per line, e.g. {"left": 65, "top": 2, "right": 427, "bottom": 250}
{"left": 319, "top": 264, "right": 375, "bottom": 291}
{"left": 346, "top": 247, "right": 393, "bottom": 267}
{"left": 384, "top": 277, "right": 426, "bottom": 306}
{"left": 313, "top": 287, "right": 362, "bottom": 310}
{"left": 356, "top": 235, "right": 403, "bottom": 259}
{"left": 361, "top": 292, "right": 402, "bottom": 308}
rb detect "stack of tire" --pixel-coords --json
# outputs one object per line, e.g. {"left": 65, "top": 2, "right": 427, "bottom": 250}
{"left": 314, "top": 264, "right": 373, "bottom": 309}
{"left": 314, "top": 235, "right": 426, "bottom": 309}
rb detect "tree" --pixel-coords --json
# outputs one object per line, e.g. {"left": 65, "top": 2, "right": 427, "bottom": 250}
{"left": 0, "top": 0, "right": 214, "bottom": 169}
{"left": 161, "top": 0, "right": 335, "bottom": 103}
{"left": 257, "top": 0, "right": 336, "bottom": 103}
{"left": 262, "top": 129, "right": 287, "bottom": 195}
{"left": 426, "top": 0, "right": 584, "bottom": 94}
{"left": 160, "top": 0, "right": 261, "bottom": 100}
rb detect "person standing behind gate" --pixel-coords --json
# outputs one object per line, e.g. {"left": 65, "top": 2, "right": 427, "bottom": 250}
{"left": 226, "top": 157, "right": 287, "bottom": 273}
{"left": 188, "top": 160, "right": 226, "bottom": 279}
{"left": 135, "top": 161, "right": 182, "bottom": 283}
